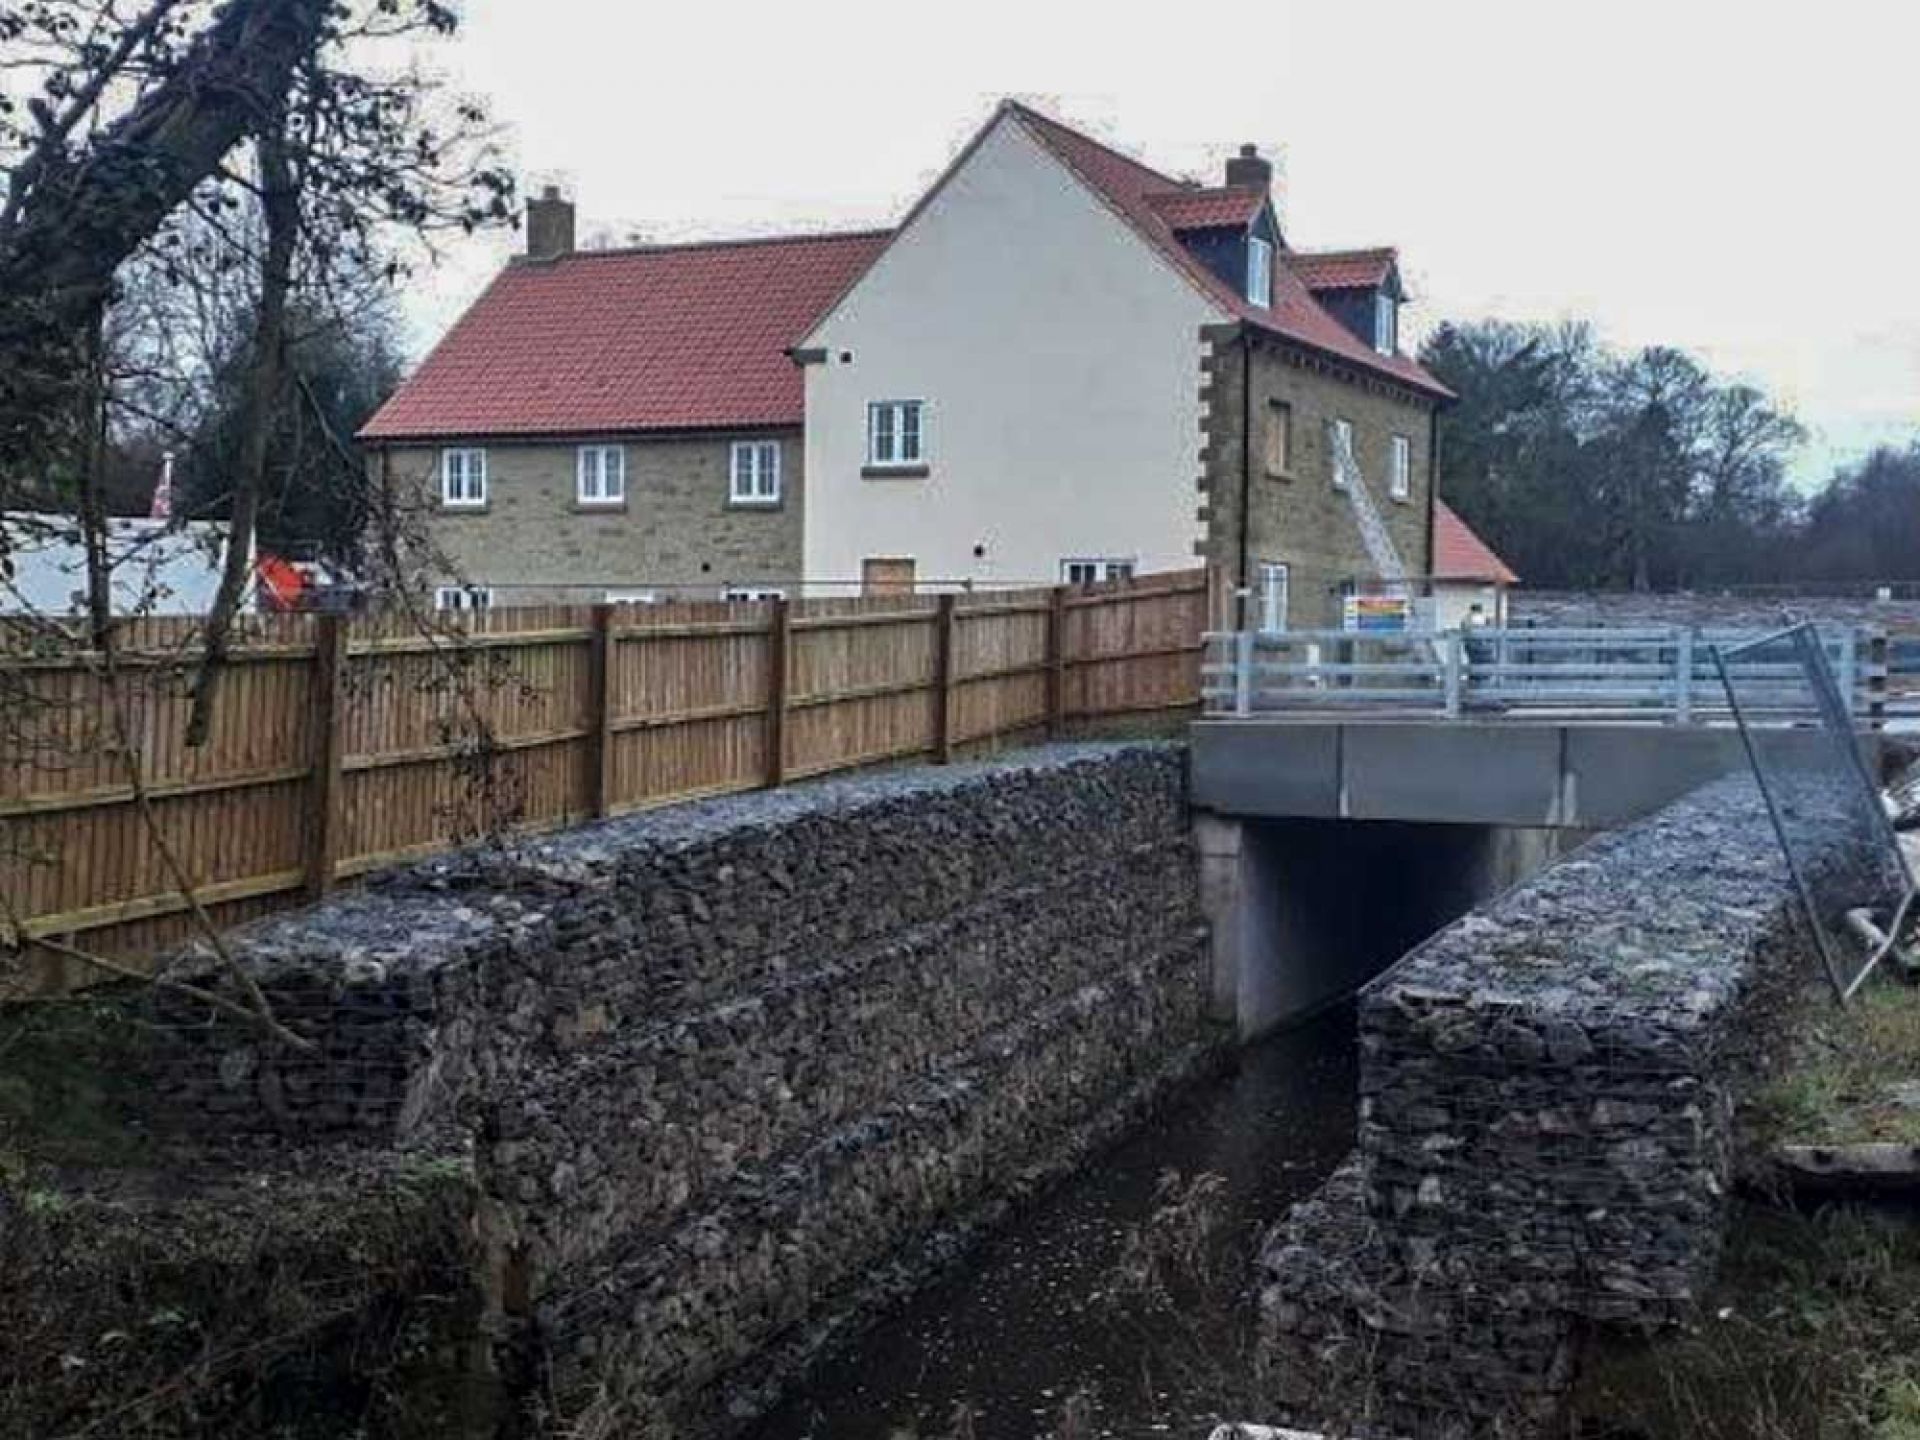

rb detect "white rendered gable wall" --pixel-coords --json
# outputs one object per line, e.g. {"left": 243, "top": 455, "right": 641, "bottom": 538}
{"left": 801, "top": 114, "right": 1223, "bottom": 591}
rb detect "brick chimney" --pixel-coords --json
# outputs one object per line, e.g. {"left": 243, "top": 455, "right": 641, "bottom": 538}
{"left": 1225, "top": 143, "right": 1272, "bottom": 193}
{"left": 525, "top": 185, "right": 576, "bottom": 259}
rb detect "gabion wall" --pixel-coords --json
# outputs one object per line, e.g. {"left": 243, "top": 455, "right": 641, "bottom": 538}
{"left": 138, "top": 743, "right": 1218, "bottom": 1436}
{"left": 1260, "top": 775, "right": 1807, "bottom": 1438}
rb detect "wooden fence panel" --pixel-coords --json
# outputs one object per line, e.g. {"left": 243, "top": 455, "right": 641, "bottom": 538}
{"left": 949, "top": 594, "right": 1052, "bottom": 746}
{"left": 336, "top": 606, "right": 598, "bottom": 873}
{"left": 786, "top": 597, "right": 940, "bottom": 777}
{"left": 610, "top": 602, "right": 772, "bottom": 810}
{"left": 2, "top": 569, "right": 1210, "bottom": 990}
{"left": 1063, "top": 571, "right": 1207, "bottom": 719}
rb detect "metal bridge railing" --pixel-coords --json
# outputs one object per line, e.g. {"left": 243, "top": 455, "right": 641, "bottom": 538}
{"left": 1201, "top": 625, "right": 1884, "bottom": 723}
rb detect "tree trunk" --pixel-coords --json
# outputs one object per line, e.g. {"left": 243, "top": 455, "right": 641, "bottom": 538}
{"left": 187, "top": 114, "right": 298, "bottom": 747}
{"left": 0, "top": 0, "right": 330, "bottom": 485}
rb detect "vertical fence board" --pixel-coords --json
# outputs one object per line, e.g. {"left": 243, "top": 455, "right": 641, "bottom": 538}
{"left": 305, "top": 613, "right": 346, "bottom": 899}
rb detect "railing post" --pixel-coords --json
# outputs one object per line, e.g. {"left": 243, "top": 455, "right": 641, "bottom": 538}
{"left": 587, "top": 603, "right": 615, "bottom": 817}
{"left": 1673, "top": 626, "right": 1694, "bottom": 725}
{"left": 303, "top": 611, "right": 347, "bottom": 901}
{"left": 933, "top": 592, "right": 957, "bottom": 764}
{"left": 765, "top": 597, "right": 790, "bottom": 788}
{"left": 1835, "top": 629, "right": 1858, "bottom": 723}
{"left": 1234, "top": 630, "right": 1253, "bottom": 716}
{"left": 1442, "top": 631, "right": 1463, "bottom": 718}
{"left": 1868, "top": 627, "right": 1889, "bottom": 731}
{"left": 1045, "top": 585, "right": 1068, "bottom": 737}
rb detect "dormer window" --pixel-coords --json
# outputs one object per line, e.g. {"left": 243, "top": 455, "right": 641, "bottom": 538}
{"left": 1374, "top": 292, "right": 1398, "bottom": 355}
{"left": 1246, "top": 236, "right": 1274, "bottom": 309}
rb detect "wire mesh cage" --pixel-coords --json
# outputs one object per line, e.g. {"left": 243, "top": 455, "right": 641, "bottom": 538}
{"left": 1712, "top": 622, "right": 1915, "bottom": 1000}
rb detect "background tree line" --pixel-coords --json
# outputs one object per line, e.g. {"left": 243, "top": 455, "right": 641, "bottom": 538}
{"left": 1422, "top": 319, "right": 1920, "bottom": 592}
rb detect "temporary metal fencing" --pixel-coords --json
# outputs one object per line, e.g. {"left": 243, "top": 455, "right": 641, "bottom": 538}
{"left": 1713, "top": 622, "right": 1916, "bottom": 1000}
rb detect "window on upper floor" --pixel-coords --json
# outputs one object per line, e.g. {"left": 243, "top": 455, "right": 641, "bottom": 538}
{"left": 867, "top": 400, "right": 925, "bottom": 469}
{"left": 1389, "top": 434, "right": 1412, "bottom": 501}
{"left": 440, "top": 448, "right": 487, "bottom": 508}
{"left": 1330, "top": 418, "right": 1354, "bottom": 489}
{"left": 1247, "top": 236, "right": 1274, "bottom": 309}
{"left": 730, "top": 440, "right": 781, "bottom": 505}
{"left": 576, "top": 445, "right": 625, "bottom": 506}
{"left": 1374, "top": 292, "right": 1398, "bottom": 355}
{"left": 1264, "top": 400, "right": 1293, "bottom": 478}
{"left": 724, "top": 586, "right": 785, "bottom": 603}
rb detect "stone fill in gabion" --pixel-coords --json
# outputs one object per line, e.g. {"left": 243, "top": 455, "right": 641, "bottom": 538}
{"left": 137, "top": 743, "right": 1218, "bottom": 1436}
{"left": 1260, "top": 775, "right": 1811, "bottom": 1438}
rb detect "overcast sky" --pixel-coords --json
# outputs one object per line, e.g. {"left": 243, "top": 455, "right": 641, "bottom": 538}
{"left": 409, "top": 0, "right": 1920, "bottom": 488}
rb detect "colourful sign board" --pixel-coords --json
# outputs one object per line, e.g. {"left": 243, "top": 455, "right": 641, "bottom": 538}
{"left": 1343, "top": 594, "right": 1412, "bottom": 633}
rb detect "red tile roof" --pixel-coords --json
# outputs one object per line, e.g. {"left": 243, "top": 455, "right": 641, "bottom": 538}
{"left": 1434, "top": 500, "right": 1519, "bottom": 584}
{"left": 360, "top": 229, "right": 891, "bottom": 441}
{"left": 1004, "top": 103, "right": 1451, "bottom": 401}
{"left": 1146, "top": 185, "right": 1266, "bottom": 231}
{"left": 1288, "top": 247, "right": 1398, "bottom": 292}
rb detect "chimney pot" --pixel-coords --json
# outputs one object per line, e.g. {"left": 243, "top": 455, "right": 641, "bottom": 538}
{"left": 1225, "top": 143, "right": 1272, "bottom": 194}
{"left": 526, "top": 187, "right": 576, "bottom": 259}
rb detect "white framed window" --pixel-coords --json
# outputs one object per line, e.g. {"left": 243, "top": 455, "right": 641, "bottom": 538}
{"left": 605, "top": 590, "right": 657, "bottom": 606}
{"left": 866, "top": 400, "right": 925, "bottom": 468}
{"left": 1374, "top": 293, "right": 1398, "bottom": 355}
{"left": 1389, "top": 434, "right": 1412, "bottom": 501}
{"left": 1246, "top": 235, "right": 1274, "bottom": 309}
{"left": 1256, "top": 561, "right": 1290, "bottom": 633}
{"left": 1330, "top": 418, "right": 1354, "bottom": 489}
{"left": 1061, "top": 558, "right": 1136, "bottom": 587}
{"left": 439, "top": 448, "right": 487, "bottom": 508}
{"left": 724, "top": 586, "right": 785, "bottom": 603}
{"left": 434, "top": 585, "right": 494, "bottom": 612}
{"left": 729, "top": 440, "right": 781, "bottom": 505}
{"left": 576, "top": 445, "right": 625, "bottom": 506}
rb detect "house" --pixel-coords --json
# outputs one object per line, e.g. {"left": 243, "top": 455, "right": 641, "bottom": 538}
{"left": 357, "top": 193, "right": 886, "bottom": 605}
{"left": 800, "top": 103, "right": 1450, "bottom": 624}
{"left": 361, "top": 102, "right": 1452, "bottom": 619}
{"left": 1430, "top": 499, "right": 1519, "bottom": 627}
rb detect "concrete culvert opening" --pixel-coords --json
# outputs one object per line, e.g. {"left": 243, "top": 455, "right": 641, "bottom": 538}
{"left": 1200, "top": 813, "right": 1572, "bottom": 1039}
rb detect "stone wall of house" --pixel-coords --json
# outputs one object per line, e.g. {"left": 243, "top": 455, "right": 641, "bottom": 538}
{"left": 1198, "top": 325, "right": 1437, "bottom": 629}
{"left": 378, "top": 430, "right": 804, "bottom": 603}
{"left": 138, "top": 743, "right": 1218, "bottom": 1437}
{"left": 1258, "top": 775, "right": 1811, "bottom": 1438}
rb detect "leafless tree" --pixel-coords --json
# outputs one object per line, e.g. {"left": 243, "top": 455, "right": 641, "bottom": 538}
{"left": 0, "top": 0, "right": 513, "bottom": 1033}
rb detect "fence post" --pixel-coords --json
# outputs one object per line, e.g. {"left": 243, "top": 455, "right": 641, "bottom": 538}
{"left": 1868, "top": 628, "right": 1888, "bottom": 731}
{"left": 587, "top": 603, "right": 615, "bottom": 817}
{"left": 1234, "top": 630, "right": 1253, "bottom": 716}
{"left": 1673, "top": 627, "right": 1694, "bottom": 725}
{"left": 1046, "top": 585, "right": 1068, "bottom": 738}
{"left": 303, "top": 612, "right": 347, "bottom": 901}
{"left": 1442, "top": 631, "right": 1463, "bottom": 718}
{"left": 766, "top": 597, "right": 791, "bottom": 788}
{"left": 933, "top": 592, "right": 957, "bottom": 764}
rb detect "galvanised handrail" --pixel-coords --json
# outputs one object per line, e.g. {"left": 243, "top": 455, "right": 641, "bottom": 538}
{"left": 1200, "top": 625, "right": 1880, "bottom": 722}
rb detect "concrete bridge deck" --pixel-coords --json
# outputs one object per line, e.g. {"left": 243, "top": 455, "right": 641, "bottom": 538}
{"left": 1190, "top": 716, "right": 1866, "bottom": 830}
